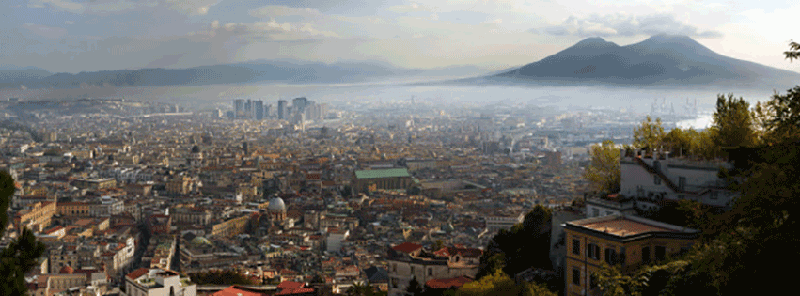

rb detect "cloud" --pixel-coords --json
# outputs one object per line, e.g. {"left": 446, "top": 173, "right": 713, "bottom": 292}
{"left": 190, "top": 19, "right": 340, "bottom": 42}
{"left": 22, "top": 23, "right": 68, "bottom": 39}
{"left": 536, "top": 13, "right": 723, "bottom": 38}
{"left": 27, "top": 0, "right": 220, "bottom": 15}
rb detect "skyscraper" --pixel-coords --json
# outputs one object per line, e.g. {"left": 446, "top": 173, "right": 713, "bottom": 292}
{"left": 233, "top": 99, "right": 244, "bottom": 119}
{"left": 277, "top": 100, "right": 287, "bottom": 120}
{"left": 292, "top": 97, "right": 308, "bottom": 117}
{"left": 254, "top": 100, "right": 264, "bottom": 120}
{"left": 244, "top": 100, "right": 252, "bottom": 119}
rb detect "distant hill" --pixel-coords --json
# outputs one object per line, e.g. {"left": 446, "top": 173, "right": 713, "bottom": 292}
{"left": 0, "top": 65, "right": 52, "bottom": 84}
{"left": 0, "top": 61, "right": 408, "bottom": 89}
{"left": 484, "top": 34, "right": 800, "bottom": 86}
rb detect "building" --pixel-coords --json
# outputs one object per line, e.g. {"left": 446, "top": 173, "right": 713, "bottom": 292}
{"left": 166, "top": 176, "right": 193, "bottom": 196}
{"left": 484, "top": 210, "right": 525, "bottom": 232}
{"left": 564, "top": 214, "right": 699, "bottom": 296}
{"left": 210, "top": 214, "right": 250, "bottom": 238}
{"left": 73, "top": 179, "right": 117, "bottom": 190}
{"left": 277, "top": 100, "right": 287, "bottom": 120}
{"left": 254, "top": 100, "right": 264, "bottom": 120}
{"left": 386, "top": 242, "right": 481, "bottom": 296}
{"left": 352, "top": 168, "right": 414, "bottom": 194}
{"left": 14, "top": 201, "right": 56, "bottom": 232}
{"left": 234, "top": 99, "right": 244, "bottom": 119}
{"left": 292, "top": 97, "right": 308, "bottom": 117}
{"left": 585, "top": 194, "right": 636, "bottom": 218}
{"left": 619, "top": 148, "right": 735, "bottom": 210}
{"left": 124, "top": 268, "right": 196, "bottom": 296}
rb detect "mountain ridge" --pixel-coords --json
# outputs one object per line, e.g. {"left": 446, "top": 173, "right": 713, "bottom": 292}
{"left": 491, "top": 34, "right": 800, "bottom": 86}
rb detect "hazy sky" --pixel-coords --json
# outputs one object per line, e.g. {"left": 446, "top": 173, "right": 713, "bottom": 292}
{"left": 1, "top": 0, "right": 798, "bottom": 73}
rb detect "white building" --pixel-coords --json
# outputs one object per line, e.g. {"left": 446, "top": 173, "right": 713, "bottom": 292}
{"left": 325, "top": 228, "right": 350, "bottom": 254}
{"left": 386, "top": 242, "right": 481, "bottom": 296}
{"left": 620, "top": 148, "right": 735, "bottom": 210}
{"left": 123, "top": 268, "right": 196, "bottom": 296}
{"left": 484, "top": 210, "right": 525, "bottom": 232}
{"left": 585, "top": 195, "right": 636, "bottom": 218}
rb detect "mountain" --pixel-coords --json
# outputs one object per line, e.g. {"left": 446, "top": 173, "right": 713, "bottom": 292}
{"left": 490, "top": 34, "right": 800, "bottom": 86}
{"left": 0, "top": 65, "right": 52, "bottom": 84}
{"left": 0, "top": 61, "right": 405, "bottom": 89}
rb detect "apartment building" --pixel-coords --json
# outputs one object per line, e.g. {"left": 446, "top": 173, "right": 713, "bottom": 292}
{"left": 564, "top": 214, "right": 699, "bottom": 296}
{"left": 386, "top": 242, "right": 481, "bottom": 296}
{"left": 124, "top": 268, "right": 196, "bottom": 296}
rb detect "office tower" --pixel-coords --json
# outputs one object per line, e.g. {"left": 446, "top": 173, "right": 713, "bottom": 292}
{"left": 244, "top": 100, "right": 252, "bottom": 119}
{"left": 277, "top": 100, "right": 287, "bottom": 120}
{"left": 265, "top": 104, "right": 272, "bottom": 118}
{"left": 292, "top": 97, "right": 308, "bottom": 117}
{"left": 233, "top": 99, "right": 244, "bottom": 118}
{"left": 254, "top": 100, "right": 264, "bottom": 120}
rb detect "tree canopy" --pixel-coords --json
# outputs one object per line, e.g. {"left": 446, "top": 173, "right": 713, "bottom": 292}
{"left": 584, "top": 140, "right": 620, "bottom": 194}
{"left": 633, "top": 116, "right": 665, "bottom": 149}
{"left": 0, "top": 171, "right": 46, "bottom": 296}
{"left": 456, "top": 269, "right": 556, "bottom": 296}
{"left": 710, "top": 93, "right": 758, "bottom": 149}
{"left": 477, "top": 205, "right": 553, "bottom": 281}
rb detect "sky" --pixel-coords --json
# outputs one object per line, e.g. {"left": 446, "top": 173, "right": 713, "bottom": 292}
{"left": 1, "top": 0, "right": 798, "bottom": 73}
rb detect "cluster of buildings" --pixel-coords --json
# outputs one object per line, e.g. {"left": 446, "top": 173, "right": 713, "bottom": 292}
{"left": 0, "top": 95, "right": 734, "bottom": 296}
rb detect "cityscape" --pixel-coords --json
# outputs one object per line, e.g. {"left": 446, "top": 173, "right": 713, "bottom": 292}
{"left": 1, "top": 1, "right": 799, "bottom": 296}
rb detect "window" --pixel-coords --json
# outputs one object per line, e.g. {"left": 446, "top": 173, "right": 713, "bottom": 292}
{"left": 678, "top": 177, "right": 686, "bottom": 191}
{"left": 587, "top": 243, "right": 600, "bottom": 260}
{"left": 642, "top": 246, "right": 651, "bottom": 264}
{"left": 590, "top": 273, "right": 598, "bottom": 289}
{"left": 428, "top": 268, "right": 432, "bottom": 276}
{"left": 654, "top": 176, "right": 661, "bottom": 185}
{"left": 605, "top": 248, "right": 617, "bottom": 265}
{"left": 572, "top": 268, "right": 580, "bottom": 285}
{"left": 572, "top": 239, "right": 580, "bottom": 255}
{"left": 606, "top": 211, "right": 613, "bottom": 216}
{"left": 410, "top": 266, "right": 415, "bottom": 274}
{"left": 655, "top": 246, "right": 666, "bottom": 261}
{"left": 592, "top": 208, "right": 599, "bottom": 217}
{"left": 710, "top": 191, "right": 718, "bottom": 199}
{"left": 392, "top": 264, "right": 397, "bottom": 272}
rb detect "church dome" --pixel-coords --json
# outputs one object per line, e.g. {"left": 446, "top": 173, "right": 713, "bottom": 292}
{"left": 268, "top": 197, "right": 286, "bottom": 212}
{"left": 60, "top": 265, "right": 74, "bottom": 274}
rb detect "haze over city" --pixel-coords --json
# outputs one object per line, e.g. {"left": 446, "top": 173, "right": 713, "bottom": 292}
{"left": 1, "top": 1, "right": 799, "bottom": 296}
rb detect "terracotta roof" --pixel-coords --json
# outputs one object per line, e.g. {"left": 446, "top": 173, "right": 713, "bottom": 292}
{"left": 425, "top": 276, "right": 473, "bottom": 289}
{"left": 126, "top": 268, "right": 150, "bottom": 280}
{"left": 59, "top": 265, "right": 74, "bottom": 274}
{"left": 569, "top": 215, "right": 699, "bottom": 237}
{"left": 212, "top": 286, "right": 266, "bottom": 296}
{"left": 433, "top": 246, "right": 482, "bottom": 258}
{"left": 277, "top": 281, "right": 305, "bottom": 290}
{"left": 276, "top": 288, "right": 315, "bottom": 295}
{"left": 392, "top": 242, "right": 422, "bottom": 254}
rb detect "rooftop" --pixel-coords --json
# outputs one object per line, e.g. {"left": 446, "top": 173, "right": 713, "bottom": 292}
{"left": 354, "top": 168, "right": 410, "bottom": 179}
{"left": 567, "top": 214, "right": 699, "bottom": 238}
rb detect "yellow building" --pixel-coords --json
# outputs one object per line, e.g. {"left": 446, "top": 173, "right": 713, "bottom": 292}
{"left": 564, "top": 214, "right": 699, "bottom": 296}
{"left": 14, "top": 201, "right": 56, "bottom": 232}
{"left": 166, "top": 176, "right": 192, "bottom": 195}
{"left": 210, "top": 214, "right": 251, "bottom": 238}
{"left": 58, "top": 202, "right": 91, "bottom": 217}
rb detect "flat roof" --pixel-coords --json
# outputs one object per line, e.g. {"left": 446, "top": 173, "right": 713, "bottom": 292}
{"left": 567, "top": 214, "right": 698, "bottom": 238}
{"left": 355, "top": 168, "right": 410, "bottom": 179}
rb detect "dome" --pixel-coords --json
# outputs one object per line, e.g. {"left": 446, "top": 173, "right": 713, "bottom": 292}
{"left": 60, "top": 265, "right": 74, "bottom": 274}
{"left": 268, "top": 197, "right": 286, "bottom": 212}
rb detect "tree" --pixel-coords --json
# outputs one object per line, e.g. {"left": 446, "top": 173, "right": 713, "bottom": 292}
{"left": 0, "top": 171, "right": 46, "bottom": 296}
{"left": 785, "top": 40, "right": 800, "bottom": 61}
{"left": 348, "top": 282, "right": 387, "bottom": 296}
{"left": 763, "top": 86, "right": 800, "bottom": 143}
{"left": 456, "top": 269, "right": 556, "bottom": 296}
{"left": 709, "top": 94, "right": 758, "bottom": 149}
{"left": 405, "top": 276, "right": 424, "bottom": 296}
{"left": 633, "top": 116, "right": 665, "bottom": 149}
{"left": 477, "top": 205, "right": 553, "bottom": 279}
{"left": 584, "top": 140, "right": 620, "bottom": 194}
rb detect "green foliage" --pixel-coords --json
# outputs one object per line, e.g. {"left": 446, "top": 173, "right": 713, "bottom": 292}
{"left": 661, "top": 128, "right": 715, "bottom": 159}
{"left": 348, "top": 282, "right": 387, "bottom": 296}
{"left": 633, "top": 116, "right": 665, "bottom": 149}
{"left": 188, "top": 271, "right": 258, "bottom": 286}
{"left": 709, "top": 94, "right": 758, "bottom": 149}
{"left": 0, "top": 171, "right": 46, "bottom": 296}
{"left": 786, "top": 40, "right": 800, "bottom": 61}
{"left": 477, "top": 205, "right": 553, "bottom": 279}
{"left": 585, "top": 140, "right": 620, "bottom": 194}
{"left": 406, "top": 276, "right": 424, "bottom": 296}
{"left": 763, "top": 86, "right": 800, "bottom": 143}
{"left": 456, "top": 269, "right": 556, "bottom": 296}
